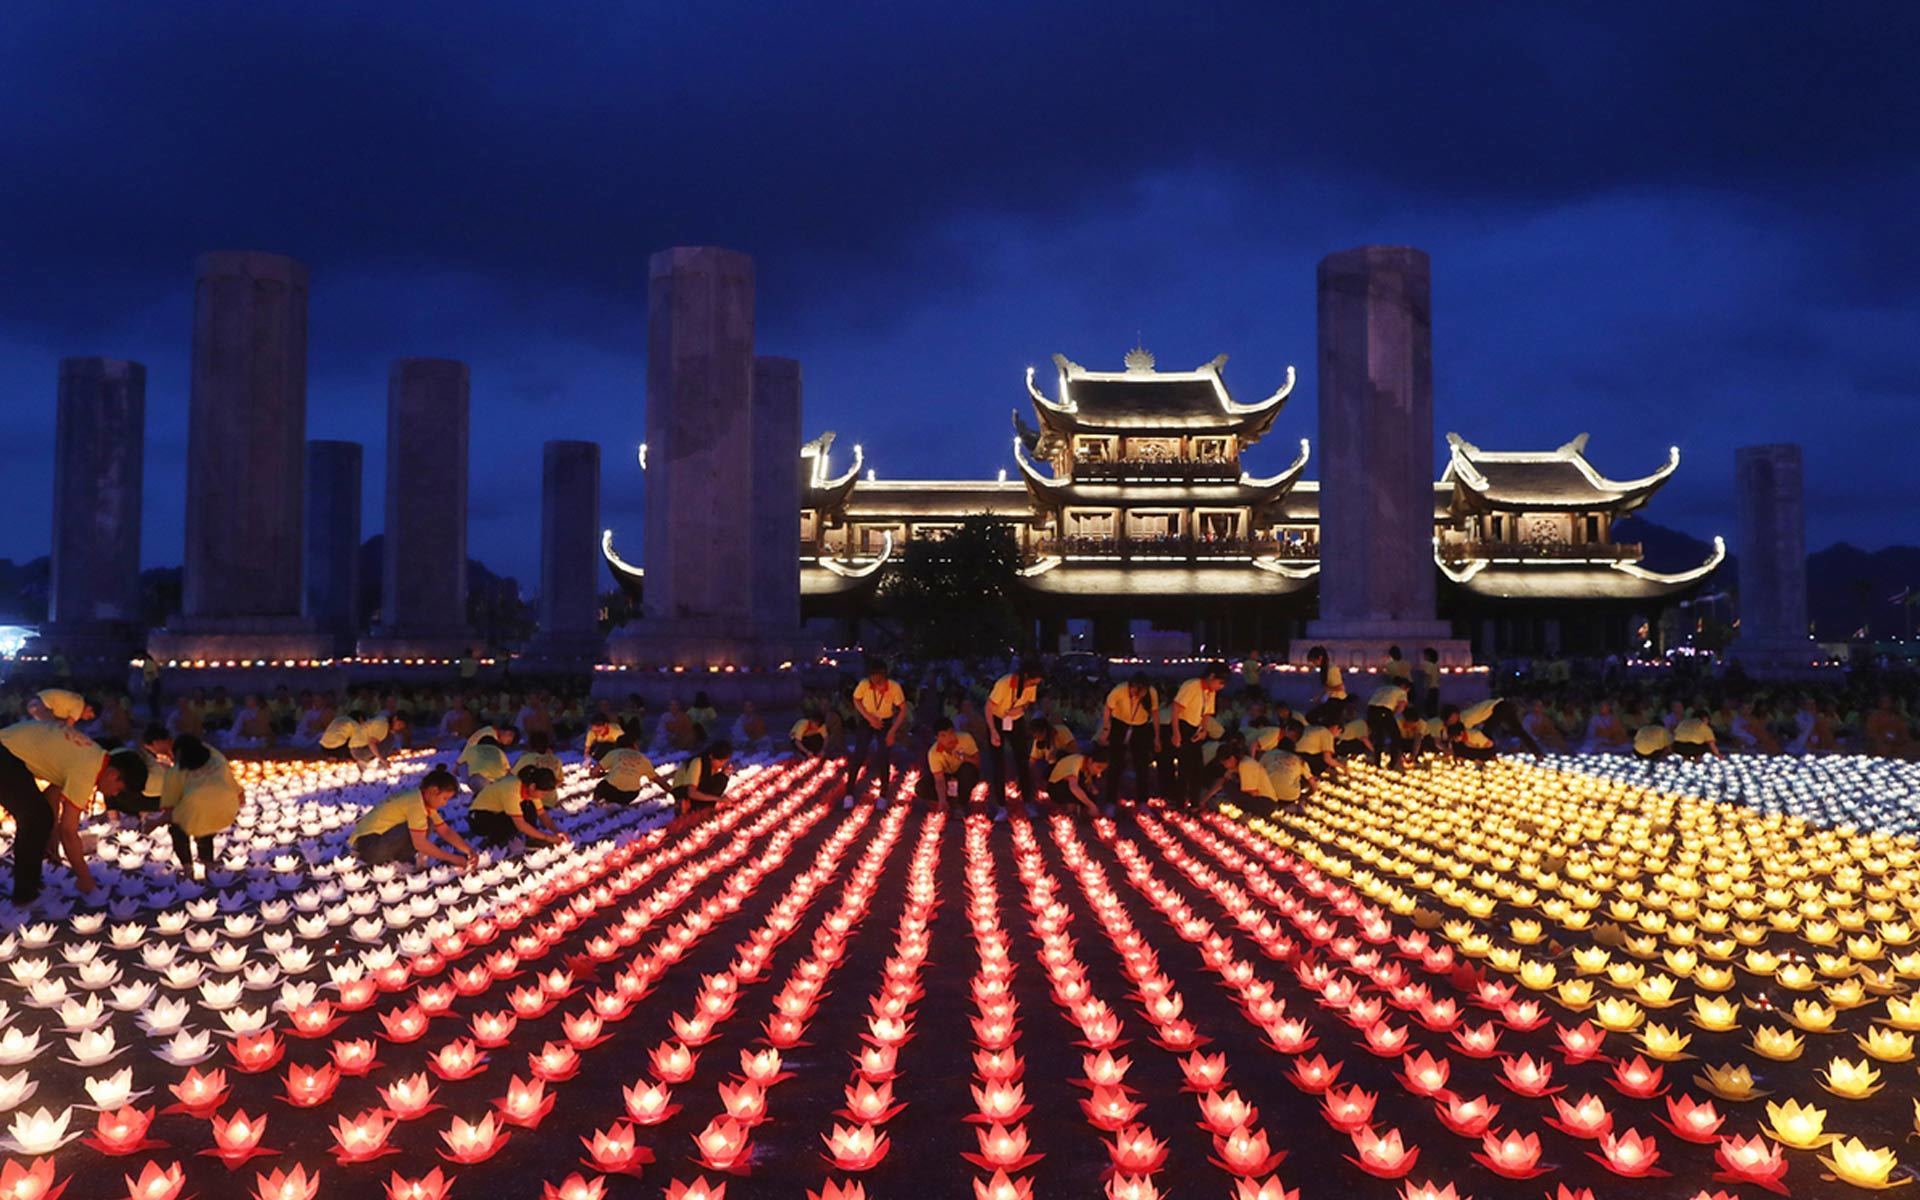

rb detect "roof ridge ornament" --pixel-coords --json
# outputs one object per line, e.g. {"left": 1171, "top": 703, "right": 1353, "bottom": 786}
{"left": 1200, "top": 353, "right": 1229, "bottom": 374}
{"left": 1123, "top": 342, "right": 1156, "bottom": 373}
{"left": 1555, "top": 432, "right": 1591, "bottom": 459}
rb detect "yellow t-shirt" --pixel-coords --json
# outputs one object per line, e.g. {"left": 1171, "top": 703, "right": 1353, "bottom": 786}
{"left": 472, "top": 775, "right": 542, "bottom": 816}
{"left": 459, "top": 743, "right": 513, "bottom": 782}
{"left": 927, "top": 733, "right": 979, "bottom": 776}
{"left": 600, "top": 748, "right": 657, "bottom": 792}
{"left": 1105, "top": 684, "right": 1157, "bottom": 727}
{"left": 1339, "top": 719, "right": 1371, "bottom": 743}
{"left": 1246, "top": 726, "right": 1282, "bottom": 756}
{"left": 1172, "top": 679, "right": 1214, "bottom": 728}
{"left": 353, "top": 789, "right": 431, "bottom": 839}
{"left": 1236, "top": 758, "right": 1278, "bottom": 802}
{"left": 1635, "top": 725, "right": 1674, "bottom": 755}
{"left": 1295, "top": 725, "right": 1335, "bottom": 757}
{"left": 1322, "top": 665, "right": 1347, "bottom": 700}
{"left": 513, "top": 751, "right": 564, "bottom": 779}
{"left": 1459, "top": 699, "right": 1500, "bottom": 729}
{"left": 674, "top": 756, "right": 725, "bottom": 796}
{"left": 1262, "top": 752, "right": 1310, "bottom": 802}
{"left": 162, "top": 749, "right": 243, "bottom": 838}
{"left": 321, "top": 715, "right": 389, "bottom": 750}
{"left": 852, "top": 680, "right": 905, "bottom": 722}
{"left": 1385, "top": 660, "right": 1413, "bottom": 684}
{"left": 36, "top": 689, "right": 88, "bottom": 722}
{"left": 1419, "top": 661, "right": 1441, "bottom": 690}
{"left": 1367, "top": 685, "right": 1408, "bottom": 711}
{"left": 0, "top": 720, "right": 106, "bottom": 801}
{"left": 789, "top": 718, "right": 825, "bottom": 743}
{"left": 465, "top": 726, "right": 504, "bottom": 750}
{"left": 986, "top": 675, "right": 1039, "bottom": 727}
{"left": 1049, "top": 753, "right": 1087, "bottom": 784}
{"left": 1674, "top": 718, "right": 1715, "bottom": 745}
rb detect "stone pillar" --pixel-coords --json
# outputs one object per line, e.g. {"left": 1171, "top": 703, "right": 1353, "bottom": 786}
{"left": 524, "top": 439, "right": 603, "bottom": 663}
{"left": 1731, "top": 444, "right": 1819, "bottom": 673}
{"left": 1301, "top": 245, "right": 1467, "bottom": 667}
{"left": 35, "top": 358, "right": 145, "bottom": 665}
{"left": 362, "top": 358, "right": 471, "bottom": 658}
{"left": 750, "top": 356, "right": 802, "bottom": 637}
{"left": 151, "top": 251, "right": 332, "bottom": 663}
{"left": 601, "top": 246, "right": 811, "bottom": 693}
{"left": 303, "top": 440, "right": 363, "bottom": 653}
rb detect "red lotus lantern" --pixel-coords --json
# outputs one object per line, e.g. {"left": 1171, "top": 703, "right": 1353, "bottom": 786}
{"left": 0, "top": 1158, "right": 64, "bottom": 1200}
{"left": 663, "top": 1178, "right": 727, "bottom": 1200}
{"left": 1436, "top": 1093, "right": 1499, "bottom": 1137}
{"left": 250, "top": 1164, "right": 320, "bottom": 1200}
{"left": 1713, "top": 1133, "right": 1790, "bottom": 1194}
{"left": 1472, "top": 1128, "right": 1547, "bottom": 1179}
{"left": 1453, "top": 1022, "right": 1501, "bottom": 1058}
{"left": 336, "top": 978, "right": 378, "bottom": 1011}
{"left": 855, "top": 1043, "right": 898, "bottom": 1080}
{"left": 1659, "top": 1094, "right": 1725, "bottom": 1143}
{"left": 383, "top": 1167, "right": 454, "bottom": 1200}
{"left": 168, "top": 1067, "right": 229, "bottom": 1117}
{"left": 841, "top": 1078, "right": 904, "bottom": 1124}
{"left": 691, "top": 1117, "right": 751, "bottom": 1174}
{"left": 286, "top": 1003, "right": 339, "bottom": 1038}
{"left": 1212, "top": 1126, "right": 1287, "bottom": 1176}
{"left": 1609, "top": 1055, "right": 1666, "bottom": 1099}
{"left": 718, "top": 1081, "right": 768, "bottom": 1126}
{"left": 495, "top": 1075, "right": 556, "bottom": 1128}
{"left": 205, "top": 1109, "right": 272, "bottom": 1167}
{"left": 1322, "top": 1086, "right": 1376, "bottom": 1134}
{"left": 623, "top": 1081, "right": 680, "bottom": 1126}
{"left": 121, "top": 1160, "right": 184, "bottom": 1200}
{"left": 330, "top": 1039, "right": 378, "bottom": 1076}
{"left": 439, "top": 1113, "right": 510, "bottom": 1164}
{"left": 807, "top": 1183, "right": 869, "bottom": 1200}
{"left": 1557, "top": 1022, "right": 1605, "bottom": 1062}
{"left": 581, "top": 1121, "right": 653, "bottom": 1175}
{"left": 1230, "top": 1178, "right": 1299, "bottom": 1200}
{"left": 1591, "top": 1128, "right": 1668, "bottom": 1178}
{"left": 539, "top": 1173, "right": 606, "bottom": 1200}
{"left": 1106, "top": 1174, "right": 1164, "bottom": 1200}
{"left": 651, "top": 1041, "right": 698, "bottom": 1083}
{"left": 1176, "top": 1051, "right": 1224, "bottom": 1091}
{"left": 87, "top": 1104, "right": 161, "bottom": 1155}
{"left": 530, "top": 1041, "right": 581, "bottom": 1082}
{"left": 282, "top": 1062, "right": 341, "bottom": 1108}
{"left": 962, "top": 1123, "right": 1043, "bottom": 1171}
{"left": 471, "top": 1011, "right": 518, "bottom": 1049}
{"left": 1348, "top": 1126, "right": 1419, "bottom": 1178}
{"left": 428, "top": 1039, "right": 486, "bottom": 1082}
{"left": 1397, "top": 1051, "right": 1450, "bottom": 1097}
{"left": 1286, "top": 1054, "right": 1340, "bottom": 1093}
{"left": 1547, "top": 1093, "right": 1614, "bottom": 1140}
{"left": 821, "top": 1123, "right": 890, "bottom": 1171}
{"left": 232, "top": 1031, "right": 286, "bottom": 1073}
{"left": 1498, "top": 1054, "right": 1557, "bottom": 1097}
{"left": 377, "top": 1073, "right": 438, "bottom": 1120}
{"left": 331, "top": 1110, "right": 396, "bottom": 1164}
{"left": 1106, "top": 1125, "right": 1169, "bottom": 1174}
{"left": 970, "top": 1170, "right": 1032, "bottom": 1200}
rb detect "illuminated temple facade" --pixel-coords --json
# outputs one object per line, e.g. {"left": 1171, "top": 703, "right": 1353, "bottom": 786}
{"left": 607, "top": 347, "right": 1724, "bottom": 657}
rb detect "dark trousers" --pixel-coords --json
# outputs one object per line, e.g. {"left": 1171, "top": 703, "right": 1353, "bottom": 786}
{"left": 1106, "top": 722, "right": 1156, "bottom": 807}
{"left": 844, "top": 726, "right": 892, "bottom": 798}
{"left": 0, "top": 745, "right": 52, "bottom": 902}
{"left": 1454, "top": 742, "right": 1498, "bottom": 762}
{"left": 594, "top": 779, "right": 641, "bottom": 805}
{"left": 1421, "top": 684, "right": 1441, "bottom": 719}
{"left": 916, "top": 763, "right": 980, "bottom": 808}
{"left": 986, "top": 723, "right": 1033, "bottom": 806}
{"left": 1480, "top": 700, "right": 1542, "bottom": 755}
{"left": 108, "top": 790, "right": 161, "bottom": 817}
{"left": 1174, "top": 721, "right": 1205, "bottom": 808}
{"left": 169, "top": 826, "right": 216, "bottom": 871}
{"left": 1674, "top": 741, "right": 1710, "bottom": 759}
{"left": 1306, "top": 699, "right": 1349, "bottom": 729}
{"left": 354, "top": 825, "right": 414, "bottom": 865}
{"left": 1365, "top": 706, "right": 1403, "bottom": 766}
{"left": 470, "top": 800, "right": 542, "bottom": 844}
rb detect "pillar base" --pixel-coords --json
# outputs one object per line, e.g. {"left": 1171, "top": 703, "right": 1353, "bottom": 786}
{"left": 1728, "top": 639, "right": 1842, "bottom": 679}
{"left": 1298, "top": 622, "right": 1472, "bottom": 669}
{"left": 25, "top": 623, "right": 143, "bottom": 673}
{"left": 518, "top": 632, "right": 607, "bottom": 672}
{"left": 354, "top": 634, "right": 479, "bottom": 667}
{"left": 149, "top": 618, "right": 339, "bottom": 667}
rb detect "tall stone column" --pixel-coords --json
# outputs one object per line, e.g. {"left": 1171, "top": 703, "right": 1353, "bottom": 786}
{"left": 304, "top": 440, "right": 363, "bottom": 654}
{"left": 35, "top": 357, "right": 145, "bottom": 665}
{"left": 362, "top": 358, "right": 472, "bottom": 658}
{"left": 750, "top": 356, "right": 802, "bottom": 637}
{"left": 151, "top": 250, "right": 332, "bottom": 663}
{"left": 1731, "top": 444, "right": 1818, "bottom": 673}
{"left": 525, "top": 439, "right": 604, "bottom": 663}
{"left": 1302, "top": 245, "right": 1465, "bottom": 667}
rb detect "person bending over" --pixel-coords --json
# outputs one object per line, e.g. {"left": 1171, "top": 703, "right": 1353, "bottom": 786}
{"left": 1170, "top": 664, "right": 1229, "bottom": 809}
{"left": 1452, "top": 697, "right": 1542, "bottom": 758}
{"left": 592, "top": 738, "right": 660, "bottom": 804}
{"left": 1097, "top": 672, "right": 1161, "bottom": 811}
{"left": 1046, "top": 745, "right": 1107, "bottom": 818}
{"left": 160, "top": 734, "right": 241, "bottom": 880}
{"left": 789, "top": 708, "right": 828, "bottom": 759}
{"left": 919, "top": 718, "right": 982, "bottom": 812}
{"left": 1335, "top": 717, "right": 1375, "bottom": 761}
{"left": 0, "top": 718, "right": 145, "bottom": 903}
{"left": 984, "top": 660, "right": 1044, "bottom": 810}
{"left": 351, "top": 767, "right": 474, "bottom": 870}
{"left": 673, "top": 741, "right": 735, "bottom": 820}
{"left": 845, "top": 658, "right": 907, "bottom": 804}
{"left": 458, "top": 732, "right": 514, "bottom": 789}
{"left": 468, "top": 767, "right": 567, "bottom": 849}
{"left": 1672, "top": 709, "right": 1723, "bottom": 759}
{"left": 1365, "top": 681, "right": 1410, "bottom": 770}
{"left": 513, "top": 731, "right": 564, "bottom": 781}
{"left": 1632, "top": 721, "right": 1673, "bottom": 762}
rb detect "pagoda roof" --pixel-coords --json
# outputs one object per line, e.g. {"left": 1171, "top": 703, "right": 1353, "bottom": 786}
{"left": 840, "top": 479, "right": 1033, "bottom": 521}
{"left": 1013, "top": 434, "right": 1310, "bottom": 515}
{"left": 801, "top": 431, "right": 863, "bottom": 521}
{"left": 1025, "top": 347, "right": 1294, "bottom": 449}
{"left": 1273, "top": 480, "right": 1456, "bottom": 524}
{"left": 1442, "top": 432, "right": 1680, "bottom": 514}
{"left": 1436, "top": 536, "right": 1725, "bottom": 601}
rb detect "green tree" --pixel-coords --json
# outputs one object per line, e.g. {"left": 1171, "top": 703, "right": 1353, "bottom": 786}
{"left": 876, "top": 515, "right": 1026, "bottom": 658}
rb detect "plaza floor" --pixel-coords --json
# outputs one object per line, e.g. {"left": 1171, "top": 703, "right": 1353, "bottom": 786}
{"left": 2, "top": 750, "right": 1918, "bottom": 1198}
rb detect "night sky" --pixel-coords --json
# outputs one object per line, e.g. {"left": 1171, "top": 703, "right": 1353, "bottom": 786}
{"left": 4, "top": 3, "right": 1916, "bottom": 588}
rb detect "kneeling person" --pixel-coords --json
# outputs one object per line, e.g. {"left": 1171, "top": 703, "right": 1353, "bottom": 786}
{"left": 161, "top": 734, "right": 242, "bottom": 879}
{"left": 672, "top": 741, "right": 734, "bottom": 818}
{"left": 468, "top": 767, "right": 567, "bottom": 848}
{"left": 1046, "top": 745, "right": 1107, "bottom": 817}
{"left": 593, "top": 740, "right": 659, "bottom": 804}
{"left": 352, "top": 768, "right": 474, "bottom": 869}
{"left": 919, "top": 718, "right": 980, "bottom": 809}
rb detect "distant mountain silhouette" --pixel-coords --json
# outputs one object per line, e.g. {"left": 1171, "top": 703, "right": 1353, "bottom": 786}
{"left": 1804, "top": 543, "right": 1920, "bottom": 640}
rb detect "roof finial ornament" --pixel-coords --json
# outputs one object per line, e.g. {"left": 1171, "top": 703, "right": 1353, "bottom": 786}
{"left": 1123, "top": 334, "right": 1155, "bottom": 373}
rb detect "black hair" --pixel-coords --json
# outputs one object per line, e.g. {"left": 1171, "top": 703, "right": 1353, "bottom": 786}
{"left": 1441, "top": 705, "right": 1461, "bottom": 721}
{"left": 705, "top": 740, "right": 734, "bottom": 762}
{"left": 141, "top": 723, "right": 171, "bottom": 746}
{"left": 173, "top": 734, "right": 212, "bottom": 772}
{"left": 421, "top": 767, "right": 459, "bottom": 795}
{"left": 1087, "top": 744, "right": 1109, "bottom": 765}
{"left": 1128, "top": 671, "right": 1151, "bottom": 688}
{"left": 932, "top": 717, "right": 954, "bottom": 733}
{"left": 1017, "top": 657, "right": 1040, "bottom": 680}
{"left": 520, "top": 766, "right": 559, "bottom": 791}
{"left": 528, "top": 730, "right": 552, "bottom": 754}
{"left": 1388, "top": 645, "right": 1403, "bottom": 661}
{"left": 693, "top": 691, "right": 711, "bottom": 708}
{"left": 863, "top": 656, "right": 888, "bottom": 677}
{"left": 105, "top": 749, "right": 149, "bottom": 796}
{"left": 1422, "top": 647, "right": 1440, "bottom": 663}
{"left": 1029, "top": 716, "right": 1051, "bottom": 732}
{"left": 1205, "top": 662, "right": 1230, "bottom": 682}
{"left": 1306, "top": 646, "right": 1327, "bottom": 666}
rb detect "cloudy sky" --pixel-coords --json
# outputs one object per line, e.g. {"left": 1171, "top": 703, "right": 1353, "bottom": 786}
{"left": 3, "top": 2, "right": 1915, "bottom": 586}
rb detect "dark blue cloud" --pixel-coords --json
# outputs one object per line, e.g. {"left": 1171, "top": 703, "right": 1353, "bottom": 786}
{"left": 1, "top": 1, "right": 1915, "bottom": 585}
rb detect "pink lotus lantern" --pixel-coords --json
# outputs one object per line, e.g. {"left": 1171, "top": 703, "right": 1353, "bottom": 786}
{"left": 1397, "top": 1182, "right": 1465, "bottom": 1200}
{"left": 1175, "top": 1051, "right": 1221, "bottom": 1091}
{"left": 495, "top": 1075, "right": 556, "bottom": 1128}
{"left": 1417, "top": 999, "right": 1463, "bottom": 1032}
{"left": 330, "top": 1039, "right": 378, "bottom": 1076}
{"left": 122, "top": 1160, "right": 185, "bottom": 1200}
{"left": 1609, "top": 1055, "right": 1666, "bottom": 1099}
{"left": 204, "top": 1109, "right": 272, "bottom": 1167}
{"left": 87, "top": 1104, "right": 161, "bottom": 1155}
{"left": 1106, "top": 1125, "right": 1169, "bottom": 1174}
{"left": 822, "top": 1123, "right": 890, "bottom": 1171}
{"left": 384, "top": 1167, "right": 454, "bottom": 1200}
{"left": 1397, "top": 1051, "right": 1450, "bottom": 1097}
{"left": 415, "top": 985, "right": 455, "bottom": 1016}
{"left": 451, "top": 965, "right": 491, "bottom": 996}
{"left": 1557, "top": 1022, "right": 1606, "bottom": 1062}
{"left": 1104, "top": 1175, "right": 1164, "bottom": 1200}
{"left": 378, "top": 1073, "right": 438, "bottom": 1120}
{"left": 539, "top": 1174, "right": 606, "bottom": 1200}
{"left": 1713, "top": 1133, "right": 1790, "bottom": 1194}
{"left": 718, "top": 1081, "right": 768, "bottom": 1126}
{"left": 962, "top": 1123, "right": 1043, "bottom": 1171}
{"left": 971, "top": 1081, "right": 1030, "bottom": 1123}
{"left": 1322, "top": 1086, "right": 1377, "bottom": 1134}
{"left": 168, "top": 1067, "right": 229, "bottom": 1117}
{"left": 1659, "top": 1094, "right": 1725, "bottom": 1143}
{"left": 439, "top": 1113, "right": 510, "bottom": 1163}
{"left": 807, "top": 1183, "right": 869, "bottom": 1200}
{"left": 1498, "top": 1054, "right": 1557, "bottom": 1097}
{"left": 530, "top": 1041, "right": 581, "bottom": 1082}
{"left": 1590, "top": 1128, "right": 1668, "bottom": 1177}
{"left": 971, "top": 1170, "right": 1032, "bottom": 1200}
{"left": 563, "top": 1012, "right": 608, "bottom": 1049}
{"left": 691, "top": 1116, "right": 752, "bottom": 1174}
{"left": 471, "top": 1011, "right": 518, "bottom": 1049}
{"left": 1286, "top": 1054, "right": 1341, "bottom": 1093}
{"left": 765, "top": 1015, "right": 808, "bottom": 1048}
{"left": 624, "top": 1081, "right": 679, "bottom": 1126}
{"left": 663, "top": 1178, "right": 727, "bottom": 1200}
{"left": 855, "top": 1043, "right": 898, "bottom": 1080}
{"left": 1212, "top": 1126, "right": 1287, "bottom": 1176}
{"left": 1082, "top": 1085, "right": 1145, "bottom": 1130}
{"left": 331, "top": 1110, "right": 396, "bottom": 1163}
{"left": 251, "top": 1164, "right": 320, "bottom": 1200}
{"left": 282, "top": 1062, "right": 341, "bottom": 1108}
{"left": 1348, "top": 1126, "right": 1419, "bottom": 1178}
{"left": 1546, "top": 1093, "right": 1613, "bottom": 1139}
{"left": 582, "top": 1121, "right": 653, "bottom": 1175}
{"left": 1231, "top": 1179, "right": 1298, "bottom": 1200}
{"left": 1264, "top": 1019, "right": 1315, "bottom": 1054}
{"left": 841, "top": 1078, "right": 903, "bottom": 1124}
{"left": 1472, "top": 1128, "right": 1547, "bottom": 1178}
{"left": 1436, "top": 1093, "right": 1499, "bottom": 1137}
{"left": 0, "top": 1158, "right": 64, "bottom": 1200}
{"left": 651, "top": 1041, "right": 698, "bottom": 1083}
{"left": 428, "top": 1039, "right": 486, "bottom": 1081}
{"left": 336, "top": 978, "right": 378, "bottom": 1011}
{"left": 232, "top": 1031, "right": 286, "bottom": 1073}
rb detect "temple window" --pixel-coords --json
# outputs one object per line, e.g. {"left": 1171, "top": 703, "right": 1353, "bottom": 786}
{"left": 1191, "top": 437, "right": 1233, "bottom": 463}
{"left": 1073, "top": 435, "right": 1115, "bottom": 462}
{"left": 1120, "top": 437, "right": 1179, "bottom": 464}
{"left": 1067, "top": 509, "right": 1118, "bottom": 540}
{"left": 1125, "top": 509, "right": 1180, "bottom": 542}
{"left": 1585, "top": 513, "right": 1601, "bottom": 543}
{"left": 1195, "top": 510, "right": 1242, "bottom": 541}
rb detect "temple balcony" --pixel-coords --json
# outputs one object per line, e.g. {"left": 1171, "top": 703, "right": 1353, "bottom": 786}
{"left": 1030, "top": 532, "right": 1320, "bottom": 562}
{"left": 1067, "top": 457, "right": 1242, "bottom": 482}
{"left": 1438, "top": 538, "right": 1644, "bottom": 563}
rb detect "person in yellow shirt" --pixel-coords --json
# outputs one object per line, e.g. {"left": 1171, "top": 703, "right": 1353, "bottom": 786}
{"left": 1260, "top": 748, "right": 1313, "bottom": 810}
{"left": 465, "top": 723, "right": 519, "bottom": 752}
{"left": 1170, "top": 664, "right": 1228, "bottom": 809}
{"left": 1304, "top": 646, "right": 1350, "bottom": 727}
{"left": 984, "top": 660, "right": 1044, "bottom": 809}
{"left": 920, "top": 718, "right": 981, "bottom": 810}
{"left": 790, "top": 709, "right": 828, "bottom": 758}
{"left": 513, "top": 731, "right": 565, "bottom": 781}
{"left": 159, "top": 734, "right": 241, "bottom": 880}
{"left": 1291, "top": 721, "right": 1340, "bottom": 776}
{"left": 28, "top": 688, "right": 92, "bottom": 725}
{"left": 1365, "top": 681, "right": 1410, "bottom": 769}
{"left": 1632, "top": 722, "right": 1673, "bottom": 762}
{"left": 583, "top": 709, "right": 624, "bottom": 760}
{"left": 672, "top": 741, "right": 735, "bottom": 820}
{"left": 1335, "top": 717, "right": 1374, "bottom": 759}
{"left": 468, "top": 767, "right": 567, "bottom": 848}
{"left": 0, "top": 720, "right": 145, "bottom": 903}
{"left": 458, "top": 734, "right": 514, "bottom": 788}
{"left": 1030, "top": 717, "right": 1079, "bottom": 762}
{"left": 592, "top": 739, "right": 659, "bottom": 805}
{"left": 1672, "top": 709, "right": 1723, "bottom": 759}
{"left": 1045, "top": 747, "right": 1106, "bottom": 818}
{"left": 352, "top": 768, "right": 473, "bottom": 868}
{"left": 322, "top": 711, "right": 405, "bottom": 766}
{"left": 845, "top": 658, "right": 907, "bottom": 805}
{"left": 1383, "top": 646, "right": 1413, "bottom": 687}
{"left": 1096, "top": 672, "right": 1161, "bottom": 811}
{"left": 1447, "top": 697, "right": 1542, "bottom": 759}
{"left": 1196, "top": 739, "right": 1253, "bottom": 809}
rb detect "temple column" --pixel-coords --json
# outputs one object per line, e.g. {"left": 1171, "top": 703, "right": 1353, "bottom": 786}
{"left": 1731, "top": 443, "right": 1822, "bottom": 674}
{"left": 750, "top": 356, "right": 802, "bottom": 638}
{"left": 360, "top": 358, "right": 473, "bottom": 660}
{"left": 303, "top": 440, "right": 363, "bottom": 655}
{"left": 151, "top": 250, "right": 332, "bottom": 663}
{"left": 524, "top": 439, "right": 604, "bottom": 664}
{"left": 1302, "top": 245, "right": 1467, "bottom": 668}
{"left": 32, "top": 357, "right": 145, "bottom": 667}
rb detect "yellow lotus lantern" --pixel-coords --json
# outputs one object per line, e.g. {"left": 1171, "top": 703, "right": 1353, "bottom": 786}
{"left": 1765, "top": 1098, "right": 1834, "bottom": 1149}
{"left": 1858, "top": 1026, "right": 1915, "bottom": 1063}
{"left": 1825, "top": 978, "right": 1867, "bottom": 1009}
{"left": 1556, "top": 979, "right": 1595, "bottom": 1009}
{"left": 1520, "top": 960, "right": 1557, "bottom": 990}
{"left": 1818, "top": 1137, "right": 1907, "bottom": 1190}
{"left": 1692, "top": 995, "right": 1739, "bottom": 1031}
{"left": 1791, "top": 999, "right": 1839, "bottom": 1033}
{"left": 1751, "top": 1026, "right": 1804, "bottom": 1061}
{"left": 1595, "top": 997, "right": 1646, "bottom": 1032}
{"left": 1638, "top": 1023, "right": 1692, "bottom": 1061}
{"left": 1774, "top": 962, "right": 1816, "bottom": 991}
{"left": 1694, "top": 964, "right": 1736, "bottom": 992}
{"left": 1509, "top": 918, "right": 1544, "bottom": 945}
{"left": 1886, "top": 996, "right": 1920, "bottom": 1030}
{"left": 1819, "top": 1056, "right": 1884, "bottom": 1099}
